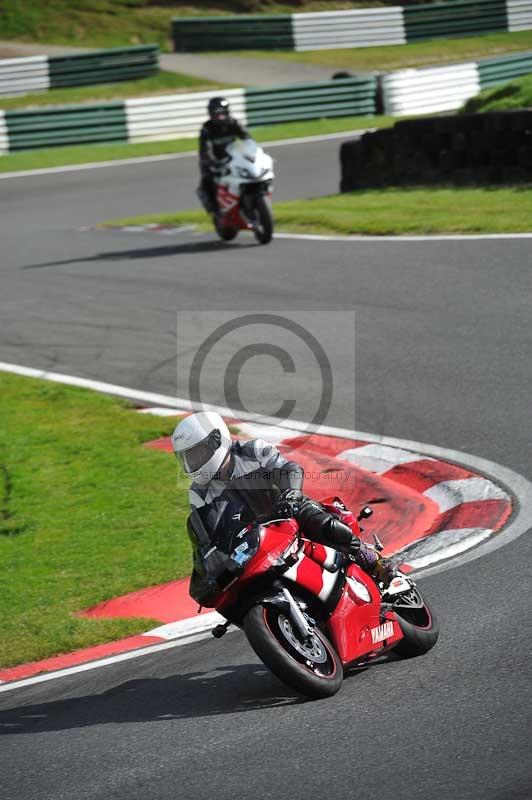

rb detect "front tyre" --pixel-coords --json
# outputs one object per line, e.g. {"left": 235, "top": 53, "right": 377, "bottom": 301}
{"left": 244, "top": 603, "right": 343, "bottom": 699}
{"left": 392, "top": 587, "right": 439, "bottom": 658}
{"left": 253, "top": 195, "right": 273, "bottom": 244}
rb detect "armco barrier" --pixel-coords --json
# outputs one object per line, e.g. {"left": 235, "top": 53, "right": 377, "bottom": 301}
{"left": 504, "top": 0, "right": 532, "bottom": 30}
{"left": 172, "top": 15, "right": 294, "bottom": 52}
{"left": 48, "top": 46, "right": 159, "bottom": 89}
{"left": 382, "top": 62, "right": 481, "bottom": 115}
{"left": 0, "top": 77, "right": 377, "bottom": 152}
{"left": 125, "top": 88, "right": 247, "bottom": 144}
{"left": 478, "top": 48, "right": 532, "bottom": 87}
{"left": 0, "top": 55, "right": 49, "bottom": 98}
{"left": 245, "top": 77, "right": 377, "bottom": 126}
{"left": 291, "top": 9, "right": 405, "bottom": 51}
{"left": 340, "top": 111, "right": 532, "bottom": 189}
{"left": 171, "top": 1, "right": 532, "bottom": 52}
{"left": 0, "top": 46, "right": 159, "bottom": 99}
{"left": 0, "top": 110, "right": 8, "bottom": 155}
{"left": 382, "top": 49, "right": 532, "bottom": 115}
{"left": 403, "top": 0, "right": 508, "bottom": 41}
{"left": 5, "top": 103, "right": 128, "bottom": 151}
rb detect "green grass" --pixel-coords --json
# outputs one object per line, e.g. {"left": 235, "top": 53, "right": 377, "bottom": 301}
{"left": 0, "top": 114, "right": 391, "bottom": 173}
{"left": 0, "top": 71, "right": 222, "bottom": 112}
{"left": 234, "top": 30, "right": 532, "bottom": 72}
{"left": 0, "top": 138, "right": 197, "bottom": 173}
{"left": 463, "top": 74, "right": 532, "bottom": 113}
{"left": 0, "top": 0, "right": 179, "bottom": 51}
{"left": 106, "top": 187, "right": 532, "bottom": 235}
{"left": 0, "top": 373, "right": 190, "bottom": 668}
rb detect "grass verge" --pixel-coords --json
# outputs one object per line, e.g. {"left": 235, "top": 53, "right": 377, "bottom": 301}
{"left": 463, "top": 74, "right": 532, "bottom": 113}
{"left": 0, "top": 373, "right": 189, "bottom": 668}
{"left": 0, "top": 114, "right": 391, "bottom": 174}
{"left": 0, "top": 71, "right": 222, "bottom": 112}
{"left": 234, "top": 30, "right": 532, "bottom": 72}
{"left": 105, "top": 187, "right": 532, "bottom": 235}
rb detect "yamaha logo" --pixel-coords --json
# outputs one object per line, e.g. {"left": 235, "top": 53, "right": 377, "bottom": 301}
{"left": 370, "top": 621, "right": 394, "bottom": 644}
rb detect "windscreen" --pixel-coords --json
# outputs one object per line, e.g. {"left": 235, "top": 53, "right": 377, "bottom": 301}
{"left": 195, "top": 498, "right": 248, "bottom": 554}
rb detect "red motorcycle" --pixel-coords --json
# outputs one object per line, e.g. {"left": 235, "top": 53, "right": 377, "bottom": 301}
{"left": 207, "top": 497, "right": 439, "bottom": 699}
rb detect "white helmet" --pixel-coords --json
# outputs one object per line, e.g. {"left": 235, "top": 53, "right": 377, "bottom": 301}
{"left": 171, "top": 411, "right": 231, "bottom": 485}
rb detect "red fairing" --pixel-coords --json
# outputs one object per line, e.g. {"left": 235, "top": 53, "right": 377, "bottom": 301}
{"left": 321, "top": 496, "right": 362, "bottom": 537}
{"left": 217, "top": 186, "right": 249, "bottom": 231}
{"left": 327, "top": 562, "right": 402, "bottom": 665}
{"left": 216, "top": 185, "right": 273, "bottom": 233}
{"left": 289, "top": 553, "right": 325, "bottom": 597}
{"left": 215, "top": 518, "right": 299, "bottom": 612}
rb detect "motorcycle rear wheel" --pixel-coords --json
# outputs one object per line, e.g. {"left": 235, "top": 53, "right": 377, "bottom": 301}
{"left": 252, "top": 196, "right": 273, "bottom": 245}
{"left": 392, "top": 589, "right": 439, "bottom": 658}
{"left": 244, "top": 603, "right": 343, "bottom": 699}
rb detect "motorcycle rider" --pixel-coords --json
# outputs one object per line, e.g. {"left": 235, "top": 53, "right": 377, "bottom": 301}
{"left": 197, "top": 96, "right": 250, "bottom": 216}
{"left": 171, "top": 411, "right": 395, "bottom": 605}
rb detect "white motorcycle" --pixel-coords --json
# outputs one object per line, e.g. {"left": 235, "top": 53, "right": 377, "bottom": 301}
{"left": 210, "top": 138, "right": 275, "bottom": 245}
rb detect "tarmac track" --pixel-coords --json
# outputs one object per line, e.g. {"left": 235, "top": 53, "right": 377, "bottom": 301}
{"left": 0, "top": 134, "right": 531, "bottom": 800}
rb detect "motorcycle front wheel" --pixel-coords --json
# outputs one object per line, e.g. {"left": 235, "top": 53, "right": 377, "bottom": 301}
{"left": 244, "top": 603, "right": 343, "bottom": 699}
{"left": 252, "top": 196, "right": 273, "bottom": 245}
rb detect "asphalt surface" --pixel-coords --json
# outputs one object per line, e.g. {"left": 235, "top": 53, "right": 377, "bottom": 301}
{"left": 160, "top": 52, "right": 335, "bottom": 86}
{"left": 1, "top": 134, "right": 531, "bottom": 800}
{"left": 0, "top": 40, "right": 336, "bottom": 86}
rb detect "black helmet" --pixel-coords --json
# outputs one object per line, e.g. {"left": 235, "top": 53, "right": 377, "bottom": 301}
{"left": 208, "top": 96, "right": 230, "bottom": 122}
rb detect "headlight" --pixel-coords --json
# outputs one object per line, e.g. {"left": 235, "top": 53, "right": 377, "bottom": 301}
{"left": 231, "top": 533, "right": 260, "bottom": 566}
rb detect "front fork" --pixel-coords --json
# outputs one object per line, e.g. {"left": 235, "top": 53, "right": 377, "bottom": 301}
{"left": 241, "top": 185, "right": 271, "bottom": 226}
{"left": 264, "top": 585, "right": 314, "bottom": 643}
{"left": 212, "top": 584, "right": 313, "bottom": 643}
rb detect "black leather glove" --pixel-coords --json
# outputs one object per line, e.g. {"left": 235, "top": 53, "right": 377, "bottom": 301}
{"left": 273, "top": 489, "right": 304, "bottom": 518}
{"left": 347, "top": 535, "right": 362, "bottom": 558}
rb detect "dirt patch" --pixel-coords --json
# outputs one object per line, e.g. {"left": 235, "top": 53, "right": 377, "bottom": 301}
{"left": 0, "top": 47, "right": 26, "bottom": 58}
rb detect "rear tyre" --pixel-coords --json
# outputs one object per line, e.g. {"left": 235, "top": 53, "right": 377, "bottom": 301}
{"left": 392, "top": 588, "right": 439, "bottom": 658}
{"left": 244, "top": 603, "right": 343, "bottom": 699}
{"left": 214, "top": 217, "right": 238, "bottom": 241}
{"left": 253, "top": 196, "right": 273, "bottom": 245}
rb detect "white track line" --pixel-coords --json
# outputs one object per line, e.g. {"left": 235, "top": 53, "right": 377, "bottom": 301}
{"left": 0, "top": 628, "right": 237, "bottom": 694}
{"left": 276, "top": 232, "right": 532, "bottom": 242}
{"left": 101, "top": 227, "right": 532, "bottom": 244}
{"left": 0, "top": 151, "right": 195, "bottom": 180}
{"left": 1, "top": 361, "right": 531, "bottom": 690}
{"left": 260, "top": 129, "right": 370, "bottom": 147}
{"left": 0, "top": 129, "right": 368, "bottom": 181}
